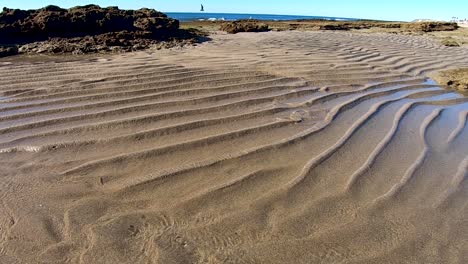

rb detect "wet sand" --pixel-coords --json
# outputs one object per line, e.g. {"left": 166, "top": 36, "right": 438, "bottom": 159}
{"left": 0, "top": 31, "right": 467, "bottom": 263}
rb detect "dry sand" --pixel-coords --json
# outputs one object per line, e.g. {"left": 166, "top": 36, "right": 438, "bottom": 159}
{"left": 0, "top": 31, "right": 467, "bottom": 263}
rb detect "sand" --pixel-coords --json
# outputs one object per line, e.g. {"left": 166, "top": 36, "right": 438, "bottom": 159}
{"left": 0, "top": 31, "right": 467, "bottom": 263}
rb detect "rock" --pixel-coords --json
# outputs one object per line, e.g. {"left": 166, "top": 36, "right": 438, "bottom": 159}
{"left": 401, "top": 22, "right": 458, "bottom": 32}
{"left": 0, "top": 46, "right": 18, "bottom": 57}
{"left": 319, "top": 24, "right": 350, "bottom": 30}
{"left": 289, "top": 110, "right": 309, "bottom": 123}
{"left": 265, "top": 20, "right": 458, "bottom": 32}
{"left": 133, "top": 8, "right": 167, "bottom": 19}
{"left": 134, "top": 17, "right": 179, "bottom": 37}
{"left": 431, "top": 68, "right": 468, "bottom": 92}
{"left": 42, "top": 5, "right": 66, "bottom": 12}
{"left": 0, "top": 5, "right": 180, "bottom": 44}
{"left": 220, "top": 20, "right": 269, "bottom": 34}
{"left": 0, "top": 5, "right": 203, "bottom": 56}
{"left": 441, "top": 37, "right": 460, "bottom": 47}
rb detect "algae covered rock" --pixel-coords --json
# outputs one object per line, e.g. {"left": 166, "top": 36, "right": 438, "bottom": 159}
{"left": 0, "top": 45, "right": 18, "bottom": 57}
{"left": 0, "top": 5, "right": 180, "bottom": 43}
{"left": 220, "top": 20, "right": 269, "bottom": 34}
{"left": 0, "top": 5, "right": 204, "bottom": 57}
{"left": 431, "top": 68, "right": 468, "bottom": 92}
{"left": 441, "top": 37, "right": 460, "bottom": 47}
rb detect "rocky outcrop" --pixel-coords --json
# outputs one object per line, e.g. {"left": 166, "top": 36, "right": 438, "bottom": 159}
{"left": 305, "top": 21, "right": 459, "bottom": 32}
{"left": 0, "top": 46, "right": 18, "bottom": 57}
{"left": 256, "top": 20, "right": 458, "bottom": 32}
{"left": 0, "top": 5, "right": 179, "bottom": 42}
{"left": 17, "top": 31, "right": 200, "bottom": 55}
{"left": 441, "top": 37, "right": 460, "bottom": 47}
{"left": 400, "top": 22, "right": 458, "bottom": 32}
{"left": 0, "top": 5, "right": 202, "bottom": 57}
{"left": 215, "top": 20, "right": 458, "bottom": 33}
{"left": 318, "top": 24, "right": 350, "bottom": 30}
{"left": 220, "top": 20, "right": 269, "bottom": 34}
{"left": 431, "top": 68, "right": 468, "bottom": 92}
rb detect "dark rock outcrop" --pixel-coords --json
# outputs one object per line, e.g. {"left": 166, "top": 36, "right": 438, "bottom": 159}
{"left": 0, "top": 5, "right": 180, "bottom": 43}
{"left": 266, "top": 20, "right": 458, "bottom": 32}
{"left": 431, "top": 68, "right": 468, "bottom": 92}
{"left": 401, "top": 22, "right": 458, "bottom": 32}
{"left": 17, "top": 31, "right": 201, "bottom": 55}
{"left": 0, "top": 46, "right": 18, "bottom": 57}
{"left": 318, "top": 24, "right": 350, "bottom": 30}
{"left": 220, "top": 20, "right": 269, "bottom": 34}
{"left": 0, "top": 5, "right": 203, "bottom": 57}
{"left": 441, "top": 37, "right": 460, "bottom": 47}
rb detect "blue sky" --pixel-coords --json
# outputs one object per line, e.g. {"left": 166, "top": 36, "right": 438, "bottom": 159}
{"left": 2, "top": 1, "right": 467, "bottom": 21}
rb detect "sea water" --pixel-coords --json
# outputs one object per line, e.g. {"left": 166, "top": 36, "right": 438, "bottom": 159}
{"left": 166, "top": 12, "right": 358, "bottom": 22}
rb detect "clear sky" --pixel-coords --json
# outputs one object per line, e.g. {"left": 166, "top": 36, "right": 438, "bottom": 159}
{"left": 2, "top": 0, "right": 467, "bottom": 22}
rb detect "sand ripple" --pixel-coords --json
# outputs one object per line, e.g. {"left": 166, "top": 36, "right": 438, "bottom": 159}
{"left": 0, "top": 31, "right": 467, "bottom": 263}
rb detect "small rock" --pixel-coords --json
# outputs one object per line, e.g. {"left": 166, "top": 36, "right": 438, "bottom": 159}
{"left": 290, "top": 110, "right": 309, "bottom": 123}
{"left": 0, "top": 46, "right": 18, "bottom": 58}
{"left": 441, "top": 37, "right": 460, "bottom": 47}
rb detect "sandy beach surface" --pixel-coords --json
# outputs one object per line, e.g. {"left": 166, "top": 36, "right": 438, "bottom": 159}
{"left": 0, "top": 31, "right": 467, "bottom": 263}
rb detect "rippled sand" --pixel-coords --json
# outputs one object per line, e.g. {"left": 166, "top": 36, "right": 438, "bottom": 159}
{"left": 0, "top": 31, "right": 467, "bottom": 263}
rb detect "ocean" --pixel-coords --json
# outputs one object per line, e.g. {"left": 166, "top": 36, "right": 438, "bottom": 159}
{"left": 166, "top": 12, "right": 358, "bottom": 22}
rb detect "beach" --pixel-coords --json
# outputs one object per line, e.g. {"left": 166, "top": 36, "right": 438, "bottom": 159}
{"left": 0, "top": 30, "right": 467, "bottom": 263}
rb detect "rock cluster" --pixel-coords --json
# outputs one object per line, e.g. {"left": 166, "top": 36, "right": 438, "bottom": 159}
{"left": 0, "top": 5, "right": 178, "bottom": 42}
{"left": 0, "top": 5, "right": 201, "bottom": 57}
{"left": 220, "top": 20, "right": 269, "bottom": 34}
{"left": 217, "top": 20, "right": 458, "bottom": 34}
{"left": 273, "top": 20, "right": 459, "bottom": 32}
{"left": 0, "top": 46, "right": 18, "bottom": 57}
{"left": 400, "top": 22, "right": 459, "bottom": 32}
{"left": 431, "top": 68, "right": 468, "bottom": 92}
{"left": 441, "top": 37, "right": 460, "bottom": 47}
